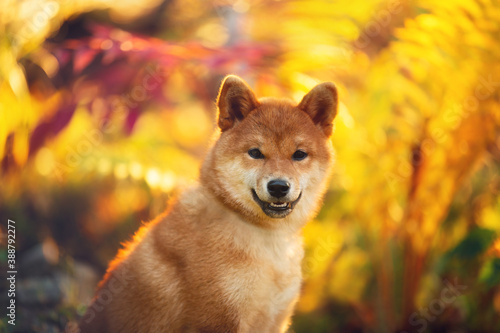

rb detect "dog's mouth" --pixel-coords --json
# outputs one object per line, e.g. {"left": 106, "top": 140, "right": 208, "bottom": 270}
{"left": 251, "top": 189, "right": 302, "bottom": 218}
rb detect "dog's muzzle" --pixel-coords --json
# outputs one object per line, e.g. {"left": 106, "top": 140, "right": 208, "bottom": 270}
{"left": 251, "top": 189, "right": 302, "bottom": 218}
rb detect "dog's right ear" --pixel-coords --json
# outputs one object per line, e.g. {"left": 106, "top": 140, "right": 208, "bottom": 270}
{"left": 217, "top": 75, "right": 260, "bottom": 131}
{"left": 298, "top": 82, "right": 338, "bottom": 137}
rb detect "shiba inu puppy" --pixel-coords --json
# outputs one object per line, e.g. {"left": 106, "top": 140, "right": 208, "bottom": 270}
{"left": 78, "top": 75, "right": 338, "bottom": 333}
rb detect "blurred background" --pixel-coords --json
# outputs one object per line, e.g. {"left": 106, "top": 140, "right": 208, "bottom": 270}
{"left": 1, "top": 0, "right": 500, "bottom": 332}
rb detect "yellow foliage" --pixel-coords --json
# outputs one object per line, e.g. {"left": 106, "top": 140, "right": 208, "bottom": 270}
{"left": 328, "top": 248, "right": 370, "bottom": 304}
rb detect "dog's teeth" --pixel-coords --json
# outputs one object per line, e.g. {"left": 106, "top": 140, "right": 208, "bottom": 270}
{"left": 270, "top": 203, "right": 287, "bottom": 207}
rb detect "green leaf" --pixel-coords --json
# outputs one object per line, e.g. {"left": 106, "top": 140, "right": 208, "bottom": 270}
{"left": 448, "top": 228, "right": 497, "bottom": 260}
{"left": 478, "top": 258, "right": 500, "bottom": 289}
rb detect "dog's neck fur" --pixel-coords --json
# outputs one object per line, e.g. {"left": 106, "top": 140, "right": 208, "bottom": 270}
{"left": 181, "top": 182, "right": 304, "bottom": 250}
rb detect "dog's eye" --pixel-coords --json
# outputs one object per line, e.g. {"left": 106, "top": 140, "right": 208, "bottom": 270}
{"left": 292, "top": 150, "right": 308, "bottom": 161}
{"left": 248, "top": 148, "right": 265, "bottom": 159}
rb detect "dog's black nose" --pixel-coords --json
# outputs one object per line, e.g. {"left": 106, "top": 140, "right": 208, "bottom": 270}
{"left": 267, "top": 179, "right": 290, "bottom": 198}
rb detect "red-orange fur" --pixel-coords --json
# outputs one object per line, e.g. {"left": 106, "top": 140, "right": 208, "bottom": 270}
{"left": 79, "top": 75, "right": 338, "bottom": 333}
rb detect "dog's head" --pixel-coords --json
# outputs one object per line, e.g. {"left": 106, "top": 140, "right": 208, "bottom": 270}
{"left": 201, "top": 75, "right": 337, "bottom": 227}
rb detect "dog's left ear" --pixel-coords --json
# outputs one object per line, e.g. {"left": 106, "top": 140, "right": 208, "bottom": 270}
{"left": 217, "top": 75, "right": 260, "bottom": 132}
{"left": 298, "top": 82, "right": 338, "bottom": 137}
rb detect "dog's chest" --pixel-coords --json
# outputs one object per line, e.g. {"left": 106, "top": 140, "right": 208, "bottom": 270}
{"left": 221, "top": 236, "right": 303, "bottom": 328}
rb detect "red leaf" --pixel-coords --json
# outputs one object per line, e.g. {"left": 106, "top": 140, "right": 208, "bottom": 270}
{"left": 73, "top": 48, "right": 99, "bottom": 74}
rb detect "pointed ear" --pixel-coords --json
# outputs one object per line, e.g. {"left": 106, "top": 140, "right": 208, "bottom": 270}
{"left": 298, "top": 82, "right": 338, "bottom": 137}
{"left": 216, "top": 75, "right": 260, "bottom": 131}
